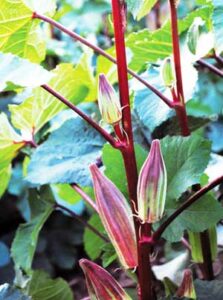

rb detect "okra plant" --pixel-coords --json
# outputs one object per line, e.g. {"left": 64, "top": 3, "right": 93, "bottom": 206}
{"left": 1, "top": 0, "right": 223, "bottom": 299}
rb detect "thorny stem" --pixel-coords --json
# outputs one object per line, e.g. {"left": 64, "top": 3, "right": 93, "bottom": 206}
{"left": 55, "top": 203, "right": 109, "bottom": 243}
{"left": 152, "top": 174, "right": 223, "bottom": 241}
{"left": 111, "top": 1, "right": 153, "bottom": 300}
{"left": 41, "top": 84, "right": 123, "bottom": 149}
{"left": 33, "top": 12, "right": 174, "bottom": 108}
{"left": 71, "top": 184, "right": 99, "bottom": 213}
{"left": 197, "top": 59, "right": 223, "bottom": 78}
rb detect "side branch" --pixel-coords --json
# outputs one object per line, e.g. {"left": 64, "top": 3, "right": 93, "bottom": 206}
{"left": 41, "top": 84, "right": 121, "bottom": 149}
{"left": 153, "top": 175, "right": 223, "bottom": 241}
{"left": 71, "top": 184, "right": 98, "bottom": 213}
{"left": 33, "top": 12, "right": 173, "bottom": 108}
{"left": 197, "top": 59, "right": 223, "bottom": 78}
{"left": 55, "top": 203, "right": 109, "bottom": 243}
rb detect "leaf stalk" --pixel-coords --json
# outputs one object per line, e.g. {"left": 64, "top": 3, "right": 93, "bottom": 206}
{"left": 152, "top": 175, "right": 223, "bottom": 242}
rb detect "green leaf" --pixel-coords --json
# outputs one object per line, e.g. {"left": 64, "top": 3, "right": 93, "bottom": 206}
{"left": 101, "top": 243, "right": 117, "bottom": 268}
{"left": 153, "top": 115, "right": 209, "bottom": 138}
{"left": 84, "top": 214, "right": 106, "bottom": 260}
{"left": 73, "top": 51, "right": 97, "bottom": 102}
{"left": 102, "top": 143, "right": 147, "bottom": 197}
{"left": 9, "top": 55, "right": 96, "bottom": 137}
{"left": 195, "top": 279, "right": 223, "bottom": 300}
{"left": 196, "top": 0, "right": 212, "bottom": 4}
{"left": 0, "top": 1, "right": 44, "bottom": 62}
{"left": 0, "top": 0, "right": 56, "bottom": 63}
{"left": 0, "top": 165, "right": 11, "bottom": 198}
{"left": 194, "top": 72, "right": 223, "bottom": 115}
{"left": 23, "top": 0, "right": 56, "bottom": 16}
{"left": 0, "top": 52, "right": 52, "bottom": 92}
{"left": 0, "top": 284, "right": 30, "bottom": 300}
{"left": 162, "top": 193, "right": 223, "bottom": 242}
{"left": 27, "top": 270, "right": 73, "bottom": 300}
{"left": 52, "top": 184, "right": 83, "bottom": 205}
{"left": 126, "top": 6, "right": 211, "bottom": 70}
{"left": 136, "top": 0, "right": 158, "bottom": 21}
{"left": 134, "top": 84, "right": 174, "bottom": 134}
{"left": 161, "top": 135, "right": 211, "bottom": 201}
{"left": 26, "top": 117, "right": 105, "bottom": 186}
{"left": 11, "top": 198, "right": 53, "bottom": 272}
{"left": 212, "top": 0, "right": 223, "bottom": 54}
{"left": 126, "top": 0, "right": 142, "bottom": 19}
{"left": 126, "top": 0, "right": 157, "bottom": 20}
{"left": 0, "top": 113, "right": 24, "bottom": 169}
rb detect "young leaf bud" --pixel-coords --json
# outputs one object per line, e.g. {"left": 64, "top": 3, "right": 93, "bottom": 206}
{"left": 161, "top": 57, "right": 176, "bottom": 88}
{"left": 187, "top": 17, "right": 205, "bottom": 55}
{"left": 90, "top": 164, "right": 137, "bottom": 269}
{"left": 80, "top": 259, "right": 132, "bottom": 300}
{"left": 98, "top": 74, "right": 122, "bottom": 125}
{"left": 176, "top": 269, "right": 196, "bottom": 299}
{"left": 137, "top": 139, "right": 167, "bottom": 223}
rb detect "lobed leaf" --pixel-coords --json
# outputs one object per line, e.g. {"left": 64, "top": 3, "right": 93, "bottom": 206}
{"left": 161, "top": 135, "right": 211, "bottom": 201}
{"left": 26, "top": 117, "right": 105, "bottom": 186}
{"left": 9, "top": 52, "right": 96, "bottom": 137}
{"left": 11, "top": 198, "right": 53, "bottom": 272}
{"left": 0, "top": 113, "right": 24, "bottom": 169}
{"left": 27, "top": 270, "right": 73, "bottom": 300}
{"left": 0, "top": 0, "right": 42, "bottom": 62}
{"left": 0, "top": 52, "right": 53, "bottom": 92}
{"left": 212, "top": 0, "right": 223, "bottom": 54}
{"left": 160, "top": 194, "right": 223, "bottom": 242}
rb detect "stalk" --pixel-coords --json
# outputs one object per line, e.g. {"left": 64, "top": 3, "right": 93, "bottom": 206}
{"left": 71, "top": 184, "right": 99, "bottom": 213}
{"left": 111, "top": 1, "right": 153, "bottom": 299}
{"left": 200, "top": 231, "right": 214, "bottom": 280}
{"left": 168, "top": 0, "right": 190, "bottom": 136}
{"left": 198, "top": 59, "right": 223, "bottom": 78}
{"left": 41, "top": 84, "right": 122, "bottom": 149}
{"left": 154, "top": 2, "right": 161, "bottom": 29}
{"left": 55, "top": 204, "right": 109, "bottom": 243}
{"left": 33, "top": 12, "right": 173, "bottom": 108}
{"left": 168, "top": 0, "right": 213, "bottom": 279}
{"left": 192, "top": 184, "right": 214, "bottom": 280}
{"left": 152, "top": 175, "right": 223, "bottom": 240}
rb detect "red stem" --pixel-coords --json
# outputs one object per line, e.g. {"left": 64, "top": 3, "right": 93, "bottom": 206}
{"left": 33, "top": 12, "right": 173, "bottom": 108}
{"left": 71, "top": 184, "right": 98, "bottom": 213}
{"left": 168, "top": 0, "right": 190, "bottom": 136}
{"left": 41, "top": 84, "right": 122, "bottom": 149}
{"left": 154, "top": 2, "right": 161, "bottom": 29}
{"left": 113, "top": 123, "right": 124, "bottom": 142}
{"left": 152, "top": 174, "right": 223, "bottom": 241}
{"left": 111, "top": 1, "right": 153, "bottom": 299}
{"left": 169, "top": 0, "right": 185, "bottom": 105}
{"left": 168, "top": 0, "right": 213, "bottom": 278}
